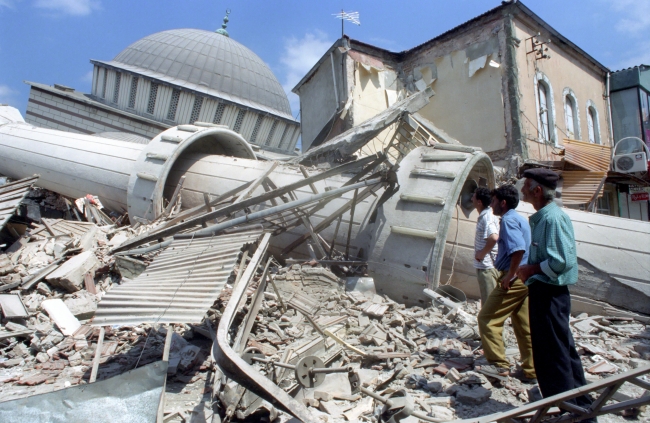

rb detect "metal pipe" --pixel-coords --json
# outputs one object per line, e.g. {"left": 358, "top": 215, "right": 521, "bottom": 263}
{"left": 176, "top": 178, "right": 382, "bottom": 238}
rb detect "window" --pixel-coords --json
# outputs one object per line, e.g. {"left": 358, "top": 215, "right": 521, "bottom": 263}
{"left": 113, "top": 72, "right": 121, "bottom": 104}
{"left": 563, "top": 88, "right": 580, "bottom": 140}
{"left": 147, "top": 82, "right": 159, "bottom": 115}
{"left": 101, "top": 69, "right": 108, "bottom": 99}
{"left": 265, "top": 120, "right": 278, "bottom": 146}
{"left": 213, "top": 102, "right": 226, "bottom": 124}
{"left": 564, "top": 96, "right": 575, "bottom": 138}
{"left": 538, "top": 83, "right": 550, "bottom": 141}
{"left": 535, "top": 72, "right": 557, "bottom": 145}
{"left": 586, "top": 100, "right": 601, "bottom": 144}
{"left": 166, "top": 89, "right": 180, "bottom": 121}
{"left": 189, "top": 96, "right": 203, "bottom": 124}
{"left": 128, "top": 77, "right": 138, "bottom": 108}
{"left": 249, "top": 114, "right": 264, "bottom": 143}
{"left": 233, "top": 109, "right": 247, "bottom": 133}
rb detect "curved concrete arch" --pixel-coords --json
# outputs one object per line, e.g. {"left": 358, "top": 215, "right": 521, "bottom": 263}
{"left": 363, "top": 145, "right": 495, "bottom": 305}
{"left": 127, "top": 124, "right": 257, "bottom": 221}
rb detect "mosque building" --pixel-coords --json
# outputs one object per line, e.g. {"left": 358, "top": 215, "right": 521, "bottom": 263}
{"left": 23, "top": 13, "right": 301, "bottom": 154}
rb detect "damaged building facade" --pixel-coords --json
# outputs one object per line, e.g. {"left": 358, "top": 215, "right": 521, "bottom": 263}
{"left": 294, "top": 2, "right": 611, "bottom": 169}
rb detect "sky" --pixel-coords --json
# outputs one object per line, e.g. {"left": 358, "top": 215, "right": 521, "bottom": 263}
{"left": 0, "top": 0, "right": 646, "bottom": 119}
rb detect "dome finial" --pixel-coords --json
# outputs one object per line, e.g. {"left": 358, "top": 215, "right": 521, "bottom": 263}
{"left": 215, "top": 9, "right": 230, "bottom": 37}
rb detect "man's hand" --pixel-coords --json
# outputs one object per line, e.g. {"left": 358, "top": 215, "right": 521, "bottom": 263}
{"left": 516, "top": 264, "right": 541, "bottom": 283}
{"left": 501, "top": 273, "right": 516, "bottom": 290}
{"left": 475, "top": 252, "right": 486, "bottom": 262}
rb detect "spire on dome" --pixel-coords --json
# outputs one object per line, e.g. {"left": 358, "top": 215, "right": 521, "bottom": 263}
{"left": 215, "top": 9, "right": 230, "bottom": 37}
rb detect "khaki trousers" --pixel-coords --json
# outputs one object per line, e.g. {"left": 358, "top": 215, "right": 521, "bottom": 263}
{"left": 477, "top": 273, "right": 536, "bottom": 378}
{"left": 475, "top": 267, "right": 499, "bottom": 305}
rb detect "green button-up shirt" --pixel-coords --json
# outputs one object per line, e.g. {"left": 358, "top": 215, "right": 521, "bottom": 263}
{"left": 526, "top": 202, "right": 578, "bottom": 286}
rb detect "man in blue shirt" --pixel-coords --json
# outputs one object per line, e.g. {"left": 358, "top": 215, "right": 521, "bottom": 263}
{"left": 517, "top": 168, "right": 596, "bottom": 423}
{"left": 477, "top": 185, "right": 536, "bottom": 383}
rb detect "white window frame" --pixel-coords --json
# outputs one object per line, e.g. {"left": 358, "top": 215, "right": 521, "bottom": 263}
{"left": 533, "top": 72, "right": 558, "bottom": 146}
{"left": 585, "top": 99, "right": 601, "bottom": 144}
{"left": 562, "top": 88, "right": 581, "bottom": 141}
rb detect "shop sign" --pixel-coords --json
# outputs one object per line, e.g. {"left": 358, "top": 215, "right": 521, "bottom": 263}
{"left": 631, "top": 192, "right": 649, "bottom": 202}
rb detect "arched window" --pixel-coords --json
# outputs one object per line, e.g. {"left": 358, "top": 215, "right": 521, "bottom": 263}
{"left": 535, "top": 72, "right": 557, "bottom": 145}
{"left": 538, "top": 83, "right": 551, "bottom": 141}
{"left": 586, "top": 100, "right": 601, "bottom": 144}
{"left": 563, "top": 88, "right": 580, "bottom": 140}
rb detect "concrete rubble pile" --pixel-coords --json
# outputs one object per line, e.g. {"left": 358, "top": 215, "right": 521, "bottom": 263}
{"left": 0, "top": 185, "right": 648, "bottom": 423}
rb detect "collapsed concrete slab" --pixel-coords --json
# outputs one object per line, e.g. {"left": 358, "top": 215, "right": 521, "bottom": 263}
{"left": 46, "top": 251, "right": 99, "bottom": 293}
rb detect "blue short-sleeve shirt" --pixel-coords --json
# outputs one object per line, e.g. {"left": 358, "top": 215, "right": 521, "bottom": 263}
{"left": 494, "top": 209, "right": 531, "bottom": 271}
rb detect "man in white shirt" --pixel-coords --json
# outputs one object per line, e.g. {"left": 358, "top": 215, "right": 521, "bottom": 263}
{"left": 472, "top": 187, "right": 499, "bottom": 305}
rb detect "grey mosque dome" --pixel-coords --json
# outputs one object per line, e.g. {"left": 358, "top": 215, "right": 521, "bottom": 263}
{"left": 104, "top": 28, "right": 292, "bottom": 118}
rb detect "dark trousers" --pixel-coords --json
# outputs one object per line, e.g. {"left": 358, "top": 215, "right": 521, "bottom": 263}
{"left": 528, "top": 282, "right": 597, "bottom": 423}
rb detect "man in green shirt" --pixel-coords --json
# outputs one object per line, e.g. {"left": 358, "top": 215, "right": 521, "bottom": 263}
{"left": 517, "top": 168, "right": 596, "bottom": 423}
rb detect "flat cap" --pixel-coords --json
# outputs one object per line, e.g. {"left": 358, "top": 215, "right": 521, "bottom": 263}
{"left": 522, "top": 168, "right": 559, "bottom": 190}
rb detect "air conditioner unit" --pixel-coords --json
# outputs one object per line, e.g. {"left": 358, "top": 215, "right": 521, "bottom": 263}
{"left": 613, "top": 152, "right": 648, "bottom": 173}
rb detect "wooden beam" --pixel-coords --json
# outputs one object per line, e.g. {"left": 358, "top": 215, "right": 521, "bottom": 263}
{"left": 89, "top": 327, "right": 105, "bottom": 383}
{"left": 162, "top": 175, "right": 185, "bottom": 217}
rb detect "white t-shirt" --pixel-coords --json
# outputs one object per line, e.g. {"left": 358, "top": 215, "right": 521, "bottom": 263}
{"left": 474, "top": 207, "right": 499, "bottom": 269}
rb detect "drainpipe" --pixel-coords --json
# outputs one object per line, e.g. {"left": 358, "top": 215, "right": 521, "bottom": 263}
{"left": 606, "top": 72, "right": 615, "bottom": 146}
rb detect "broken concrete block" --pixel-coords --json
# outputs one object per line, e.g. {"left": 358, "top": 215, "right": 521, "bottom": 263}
{"left": 0, "top": 358, "right": 22, "bottom": 368}
{"left": 343, "top": 397, "right": 373, "bottom": 421}
{"left": 63, "top": 290, "right": 98, "bottom": 320}
{"left": 41, "top": 299, "right": 81, "bottom": 336}
{"left": 35, "top": 352, "right": 49, "bottom": 363}
{"left": 46, "top": 251, "right": 99, "bottom": 292}
{"left": 445, "top": 367, "right": 461, "bottom": 383}
{"left": 11, "top": 342, "right": 31, "bottom": 358}
{"left": 314, "top": 391, "right": 333, "bottom": 401}
{"left": 456, "top": 386, "right": 492, "bottom": 405}
{"left": 115, "top": 256, "right": 146, "bottom": 279}
{"left": 5, "top": 321, "right": 28, "bottom": 332}
{"left": 318, "top": 401, "right": 343, "bottom": 418}
{"left": 36, "top": 282, "right": 52, "bottom": 296}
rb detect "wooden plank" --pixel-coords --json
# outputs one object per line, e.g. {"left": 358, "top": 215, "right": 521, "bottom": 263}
{"left": 163, "top": 175, "right": 185, "bottom": 217}
{"left": 89, "top": 327, "right": 105, "bottom": 383}
{"left": 84, "top": 272, "right": 97, "bottom": 295}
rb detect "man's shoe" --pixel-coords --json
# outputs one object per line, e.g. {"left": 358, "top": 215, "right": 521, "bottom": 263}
{"left": 511, "top": 368, "right": 538, "bottom": 384}
{"left": 475, "top": 364, "right": 510, "bottom": 377}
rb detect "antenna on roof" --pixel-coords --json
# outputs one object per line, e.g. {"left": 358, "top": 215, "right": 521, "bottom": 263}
{"left": 216, "top": 9, "right": 231, "bottom": 37}
{"left": 333, "top": 10, "right": 360, "bottom": 38}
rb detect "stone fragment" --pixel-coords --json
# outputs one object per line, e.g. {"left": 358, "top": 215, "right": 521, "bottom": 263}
{"left": 445, "top": 367, "right": 462, "bottom": 382}
{"left": 343, "top": 397, "right": 374, "bottom": 421}
{"left": 0, "top": 358, "right": 22, "bottom": 368}
{"left": 314, "top": 391, "right": 333, "bottom": 401}
{"left": 302, "top": 398, "right": 319, "bottom": 407}
{"left": 63, "top": 290, "right": 98, "bottom": 320}
{"left": 318, "top": 401, "right": 343, "bottom": 418}
{"left": 35, "top": 352, "right": 49, "bottom": 363}
{"left": 5, "top": 321, "right": 28, "bottom": 332}
{"left": 426, "top": 380, "right": 443, "bottom": 393}
{"left": 455, "top": 386, "right": 492, "bottom": 405}
{"left": 12, "top": 342, "right": 31, "bottom": 357}
{"left": 178, "top": 345, "right": 201, "bottom": 372}
{"left": 46, "top": 251, "right": 99, "bottom": 292}
{"left": 36, "top": 282, "right": 52, "bottom": 295}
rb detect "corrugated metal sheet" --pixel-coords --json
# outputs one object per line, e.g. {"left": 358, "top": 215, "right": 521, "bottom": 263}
{"left": 563, "top": 139, "right": 612, "bottom": 172}
{"left": 93, "top": 228, "right": 263, "bottom": 326}
{"left": 31, "top": 218, "right": 97, "bottom": 239}
{"left": 0, "top": 175, "right": 39, "bottom": 232}
{"left": 562, "top": 171, "right": 607, "bottom": 205}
